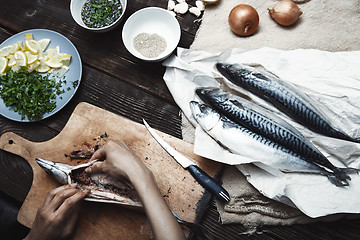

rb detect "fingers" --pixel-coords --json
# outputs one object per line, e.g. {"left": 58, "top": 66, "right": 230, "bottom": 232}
{"left": 43, "top": 184, "right": 77, "bottom": 206}
{"left": 89, "top": 144, "right": 107, "bottom": 161}
{"left": 56, "top": 188, "right": 88, "bottom": 217}
{"left": 44, "top": 184, "right": 88, "bottom": 212}
{"left": 84, "top": 161, "right": 103, "bottom": 174}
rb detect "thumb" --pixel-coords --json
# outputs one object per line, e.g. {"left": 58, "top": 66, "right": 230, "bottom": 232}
{"left": 84, "top": 161, "right": 104, "bottom": 175}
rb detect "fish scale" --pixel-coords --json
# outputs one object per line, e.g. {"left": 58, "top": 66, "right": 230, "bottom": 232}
{"left": 216, "top": 63, "right": 360, "bottom": 143}
{"left": 195, "top": 88, "right": 356, "bottom": 185}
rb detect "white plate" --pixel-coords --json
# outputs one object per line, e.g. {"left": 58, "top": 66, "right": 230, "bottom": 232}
{"left": 0, "top": 29, "right": 82, "bottom": 122}
{"left": 122, "top": 7, "right": 181, "bottom": 62}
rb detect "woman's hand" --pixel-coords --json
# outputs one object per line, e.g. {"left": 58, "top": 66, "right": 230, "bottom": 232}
{"left": 86, "top": 140, "right": 150, "bottom": 184}
{"left": 24, "top": 184, "right": 88, "bottom": 240}
{"left": 86, "top": 140, "right": 185, "bottom": 240}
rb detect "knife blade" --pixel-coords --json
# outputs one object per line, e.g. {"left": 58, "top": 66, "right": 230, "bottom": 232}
{"left": 143, "top": 119, "right": 230, "bottom": 202}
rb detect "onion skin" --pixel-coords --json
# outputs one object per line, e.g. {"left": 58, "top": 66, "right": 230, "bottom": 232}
{"left": 228, "top": 4, "right": 259, "bottom": 36}
{"left": 268, "top": 0, "right": 302, "bottom": 26}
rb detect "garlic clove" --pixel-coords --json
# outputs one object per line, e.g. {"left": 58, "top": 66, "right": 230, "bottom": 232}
{"left": 176, "top": 0, "right": 186, "bottom": 3}
{"left": 174, "top": 2, "right": 188, "bottom": 14}
{"left": 195, "top": 1, "right": 205, "bottom": 11}
{"left": 167, "top": 0, "right": 176, "bottom": 11}
{"left": 189, "top": 7, "right": 202, "bottom": 17}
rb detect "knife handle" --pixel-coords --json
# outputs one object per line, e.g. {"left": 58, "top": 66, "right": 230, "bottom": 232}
{"left": 187, "top": 165, "right": 230, "bottom": 202}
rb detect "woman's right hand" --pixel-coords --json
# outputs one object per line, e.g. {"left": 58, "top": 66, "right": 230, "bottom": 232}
{"left": 85, "top": 140, "right": 150, "bottom": 184}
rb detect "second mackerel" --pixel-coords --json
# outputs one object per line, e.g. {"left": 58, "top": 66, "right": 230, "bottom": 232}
{"left": 194, "top": 88, "right": 358, "bottom": 186}
{"left": 216, "top": 62, "right": 360, "bottom": 143}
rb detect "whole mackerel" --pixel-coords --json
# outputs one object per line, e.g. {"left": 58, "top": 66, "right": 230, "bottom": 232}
{"left": 194, "top": 88, "right": 357, "bottom": 186}
{"left": 216, "top": 62, "right": 360, "bottom": 143}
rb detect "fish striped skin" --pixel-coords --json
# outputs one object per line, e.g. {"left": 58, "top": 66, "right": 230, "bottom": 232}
{"left": 195, "top": 88, "right": 358, "bottom": 185}
{"left": 216, "top": 63, "right": 360, "bottom": 143}
{"left": 196, "top": 88, "right": 331, "bottom": 168}
{"left": 190, "top": 101, "right": 352, "bottom": 187}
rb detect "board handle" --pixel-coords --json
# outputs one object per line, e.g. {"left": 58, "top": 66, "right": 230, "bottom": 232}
{"left": 0, "top": 132, "right": 32, "bottom": 159}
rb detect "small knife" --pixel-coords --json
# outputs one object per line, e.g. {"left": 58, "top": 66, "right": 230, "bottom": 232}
{"left": 143, "top": 119, "right": 230, "bottom": 202}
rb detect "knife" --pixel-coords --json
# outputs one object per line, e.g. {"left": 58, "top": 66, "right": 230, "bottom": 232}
{"left": 143, "top": 119, "right": 230, "bottom": 202}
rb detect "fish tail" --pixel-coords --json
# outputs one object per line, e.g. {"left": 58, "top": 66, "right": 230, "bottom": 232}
{"left": 330, "top": 167, "right": 359, "bottom": 186}
{"left": 326, "top": 175, "right": 349, "bottom": 187}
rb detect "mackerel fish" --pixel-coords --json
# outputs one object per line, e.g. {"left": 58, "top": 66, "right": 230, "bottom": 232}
{"left": 216, "top": 62, "right": 360, "bottom": 143}
{"left": 192, "top": 89, "right": 357, "bottom": 186}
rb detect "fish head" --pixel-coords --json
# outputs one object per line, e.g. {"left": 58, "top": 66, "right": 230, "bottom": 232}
{"left": 36, "top": 158, "right": 73, "bottom": 185}
{"left": 195, "top": 87, "right": 229, "bottom": 104}
{"left": 190, "top": 101, "right": 221, "bottom": 131}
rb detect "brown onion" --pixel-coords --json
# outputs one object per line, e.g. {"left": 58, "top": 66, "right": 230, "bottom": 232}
{"left": 268, "top": 0, "right": 302, "bottom": 26}
{"left": 228, "top": 4, "right": 259, "bottom": 36}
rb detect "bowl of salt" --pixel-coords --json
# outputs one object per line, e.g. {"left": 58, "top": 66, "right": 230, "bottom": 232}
{"left": 122, "top": 7, "right": 181, "bottom": 62}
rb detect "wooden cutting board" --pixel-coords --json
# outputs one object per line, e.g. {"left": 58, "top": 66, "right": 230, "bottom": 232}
{"left": 0, "top": 102, "right": 222, "bottom": 239}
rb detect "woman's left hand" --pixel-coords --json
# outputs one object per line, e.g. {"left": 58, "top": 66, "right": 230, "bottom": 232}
{"left": 24, "top": 184, "right": 89, "bottom": 240}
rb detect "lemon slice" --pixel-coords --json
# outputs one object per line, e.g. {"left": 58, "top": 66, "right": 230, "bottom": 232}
{"left": 37, "top": 38, "right": 51, "bottom": 52}
{"left": 36, "top": 63, "right": 51, "bottom": 73}
{"left": 45, "top": 58, "right": 63, "bottom": 69}
{"left": 24, "top": 33, "right": 33, "bottom": 40}
{"left": 25, "top": 40, "right": 39, "bottom": 54}
{"left": 24, "top": 51, "right": 38, "bottom": 64}
{"left": 27, "top": 60, "right": 41, "bottom": 73}
{"left": 59, "top": 54, "right": 71, "bottom": 66}
{"left": 0, "top": 43, "right": 20, "bottom": 57}
{"left": 0, "top": 57, "right": 8, "bottom": 74}
{"left": 14, "top": 51, "right": 27, "bottom": 67}
{"left": 7, "top": 54, "right": 16, "bottom": 67}
{"left": 49, "top": 65, "right": 70, "bottom": 78}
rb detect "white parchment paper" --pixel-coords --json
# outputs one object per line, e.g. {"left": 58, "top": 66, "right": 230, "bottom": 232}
{"left": 163, "top": 47, "right": 360, "bottom": 218}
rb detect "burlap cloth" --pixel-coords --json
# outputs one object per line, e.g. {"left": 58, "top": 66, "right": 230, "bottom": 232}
{"left": 181, "top": 0, "right": 360, "bottom": 228}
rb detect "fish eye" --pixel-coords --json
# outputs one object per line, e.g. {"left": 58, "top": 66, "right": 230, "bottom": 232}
{"left": 200, "top": 104, "right": 207, "bottom": 112}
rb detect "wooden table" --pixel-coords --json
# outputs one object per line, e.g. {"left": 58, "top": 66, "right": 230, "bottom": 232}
{"left": 0, "top": 0, "right": 359, "bottom": 239}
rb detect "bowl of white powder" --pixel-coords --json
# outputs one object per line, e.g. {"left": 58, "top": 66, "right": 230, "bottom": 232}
{"left": 122, "top": 7, "right": 181, "bottom": 62}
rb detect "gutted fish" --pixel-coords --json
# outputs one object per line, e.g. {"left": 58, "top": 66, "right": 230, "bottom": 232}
{"left": 36, "top": 158, "right": 143, "bottom": 208}
{"left": 190, "top": 100, "right": 357, "bottom": 187}
{"left": 216, "top": 62, "right": 360, "bottom": 143}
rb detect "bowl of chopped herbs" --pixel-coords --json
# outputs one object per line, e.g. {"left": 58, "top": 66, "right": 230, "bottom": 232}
{"left": 70, "top": 0, "right": 127, "bottom": 32}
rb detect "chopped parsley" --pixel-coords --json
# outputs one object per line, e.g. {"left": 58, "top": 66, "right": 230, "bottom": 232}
{"left": 0, "top": 68, "right": 69, "bottom": 121}
{"left": 81, "top": 0, "right": 123, "bottom": 28}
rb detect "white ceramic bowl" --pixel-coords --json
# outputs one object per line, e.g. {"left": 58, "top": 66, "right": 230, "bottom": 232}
{"left": 70, "top": 0, "right": 127, "bottom": 32}
{"left": 122, "top": 7, "right": 181, "bottom": 62}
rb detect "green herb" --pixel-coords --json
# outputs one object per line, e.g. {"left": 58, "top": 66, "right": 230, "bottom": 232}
{"left": 100, "top": 132, "right": 108, "bottom": 138}
{"left": 0, "top": 68, "right": 65, "bottom": 121}
{"left": 72, "top": 80, "right": 79, "bottom": 88}
{"left": 81, "top": 0, "right": 123, "bottom": 28}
